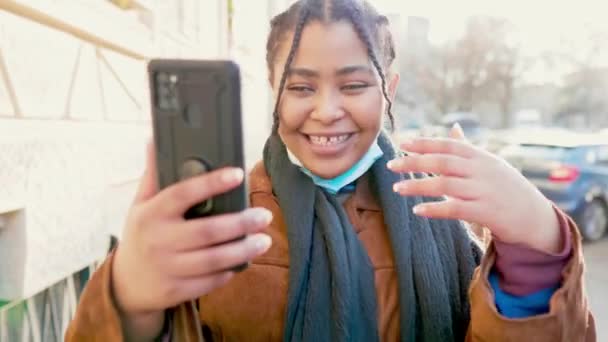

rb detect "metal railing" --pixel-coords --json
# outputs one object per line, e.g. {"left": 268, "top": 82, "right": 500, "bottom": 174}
{"left": 0, "top": 266, "right": 93, "bottom": 342}
{"left": 0, "top": 0, "right": 148, "bottom": 60}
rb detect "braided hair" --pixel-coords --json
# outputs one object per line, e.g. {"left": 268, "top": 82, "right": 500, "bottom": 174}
{"left": 266, "top": 0, "right": 397, "bottom": 133}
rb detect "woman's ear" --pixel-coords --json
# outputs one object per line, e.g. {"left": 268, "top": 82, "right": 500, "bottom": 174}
{"left": 387, "top": 72, "right": 400, "bottom": 102}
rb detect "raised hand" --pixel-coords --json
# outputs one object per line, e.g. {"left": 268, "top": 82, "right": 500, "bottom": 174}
{"left": 387, "top": 125, "right": 561, "bottom": 254}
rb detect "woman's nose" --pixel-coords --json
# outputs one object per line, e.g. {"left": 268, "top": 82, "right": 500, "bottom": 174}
{"left": 310, "top": 90, "right": 346, "bottom": 124}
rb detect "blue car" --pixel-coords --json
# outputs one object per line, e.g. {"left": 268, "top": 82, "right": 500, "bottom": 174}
{"left": 501, "top": 134, "right": 608, "bottom": 242}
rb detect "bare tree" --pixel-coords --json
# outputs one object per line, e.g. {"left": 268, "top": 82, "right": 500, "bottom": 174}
{"left": 549, "top": 25, "right": 608, "bottom": 127}
{"left": 403, "top": 16, "right": 529, "bottom": 128}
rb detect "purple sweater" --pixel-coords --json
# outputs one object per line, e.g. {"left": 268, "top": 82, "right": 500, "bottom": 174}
{"left": 493, "top": 206, "right": 573, "bottom": 296}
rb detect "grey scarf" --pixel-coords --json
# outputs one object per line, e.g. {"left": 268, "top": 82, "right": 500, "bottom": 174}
{"left": 263, "top": 132, "right": 482, "bottom": 342}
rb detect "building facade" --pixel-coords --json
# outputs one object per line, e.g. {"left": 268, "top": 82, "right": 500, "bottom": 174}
{"left": 0, "top": 0, "right": 291, "bottom": 339}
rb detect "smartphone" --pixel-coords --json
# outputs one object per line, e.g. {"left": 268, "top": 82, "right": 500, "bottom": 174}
{"left": 148, "top": 59, "right": 248, "bottom": 270}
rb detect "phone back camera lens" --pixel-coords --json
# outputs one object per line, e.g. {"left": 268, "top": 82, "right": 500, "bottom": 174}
{"left": 169, "top": 97, "right": 179, "bottom": 111}
{"left": 158, "top": 85, "right": 169, "bottom": 96}
{"left": 158, "top": 98, "right": 169, "bottom": 110}
{"left": 156, "top": 72, "right": 169, "bottom": 83}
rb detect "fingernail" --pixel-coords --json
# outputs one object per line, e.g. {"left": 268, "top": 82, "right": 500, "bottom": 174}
{"left": 249, "top": 208, "right": 273, "bottom": 225}
{"left": 253, "top": 234, "right": 272, "bottom": 251}
{"left": 451, "top": 123, "right": 466, "bottom": 139}
{"left": 387, "top": 160, "right": 395, "bottom": 169}
{"left": 413, "top": 205, "right": 425, "bottom": 215}
{"left": 222, "top": 168, "right": 244, "bottom": 183}
{"left": 393, "top": 182, "right": 402, "bottom": 192}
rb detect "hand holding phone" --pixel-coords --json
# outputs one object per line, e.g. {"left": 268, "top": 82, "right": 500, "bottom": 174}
{"left": 111, "top": 143, "right": 272, "bottom": 339}
{"left": 106, "top": 60, "right": 273, "bottom": 339}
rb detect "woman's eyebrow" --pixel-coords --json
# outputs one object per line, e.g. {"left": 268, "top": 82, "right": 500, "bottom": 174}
{"left": 287, "top": 67, "right": 319, "bottom": 78}
{"left": 336, "top": 65, "right": 374, "bottom": 76}
{"left": 286, "top": 65, "right": 374, "bottom": 78}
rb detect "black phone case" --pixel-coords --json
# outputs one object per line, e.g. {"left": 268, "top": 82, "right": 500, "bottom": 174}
{"left": 148, "top": 59, "right": 248, "bottom": 271}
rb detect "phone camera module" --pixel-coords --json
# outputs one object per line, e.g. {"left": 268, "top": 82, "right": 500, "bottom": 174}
{"left": 156, "top": 72, "right": 180, "bottom": 112}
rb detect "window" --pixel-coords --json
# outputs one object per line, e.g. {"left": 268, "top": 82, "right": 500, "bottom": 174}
{"left": 173, "top": 0, "right": 200, "bottom": 39}
{"left": 594, "top": 146, "right": 608, "bottom": 166}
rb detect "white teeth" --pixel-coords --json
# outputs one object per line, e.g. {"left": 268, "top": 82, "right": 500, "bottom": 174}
{"left": 309, "top": 134, "right": 350, "bottom": 146}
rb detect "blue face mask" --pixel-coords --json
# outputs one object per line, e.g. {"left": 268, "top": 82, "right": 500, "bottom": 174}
{"left": 287, "top": 140, "right": 384, "bottom": 194}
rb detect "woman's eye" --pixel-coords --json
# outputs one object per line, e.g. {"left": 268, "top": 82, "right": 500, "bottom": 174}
{"left": 287, "top": 85, "right": 314, "bottom": 93}
{"left": 342, "top": 83, "right": 370, "bottom": 92}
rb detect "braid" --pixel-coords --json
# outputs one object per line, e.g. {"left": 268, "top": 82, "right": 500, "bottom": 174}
{"left": 348, "top": 6, "right": 395, "bottom": 131}
{"left": 271, "top": 5, "right": 310, "bottom": 133}
{"left": 370, "top": 48, "right": 395, "bottom": 130}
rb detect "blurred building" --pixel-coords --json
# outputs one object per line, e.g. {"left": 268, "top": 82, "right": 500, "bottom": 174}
{"left": 512, "top": 83, "right": 560, "bottom": 126}
{"left": 0, "top": 0, "right": 285, "bottom": 339}
{"left": 405, "top": 16, "right": 430, "bottom": 62}
{"left": 555, "top": 67, "right": 608, "bottom": 129}
{"left": 392, "top": 16, "right": 433, "bottom": 130}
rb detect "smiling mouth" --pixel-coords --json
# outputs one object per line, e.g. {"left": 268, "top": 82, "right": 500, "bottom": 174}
{"left": 305, "top": 133, "right": 353, "bottom": 146}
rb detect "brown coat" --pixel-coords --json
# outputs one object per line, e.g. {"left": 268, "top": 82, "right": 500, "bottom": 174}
{"left": 66, "top": 163, "right": 596, "bottom": 341}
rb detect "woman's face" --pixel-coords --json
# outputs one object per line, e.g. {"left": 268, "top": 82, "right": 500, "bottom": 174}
{"left": 272, "top": 20, "right": 397, "bottom": 179}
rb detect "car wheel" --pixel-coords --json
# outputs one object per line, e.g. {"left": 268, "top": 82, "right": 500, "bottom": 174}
{"left": 580, "top": 199, "right": 608, "bottom": 242}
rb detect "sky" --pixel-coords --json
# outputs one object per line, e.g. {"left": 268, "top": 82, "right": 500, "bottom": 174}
{"left": 374, "top": 0, "right": 608, "bottom": 44}
{"left": 373, "top": 0, "right": 608, "bottom": 84}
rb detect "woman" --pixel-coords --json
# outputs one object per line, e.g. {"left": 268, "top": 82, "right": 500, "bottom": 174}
{"left": 66, "top": 0, "right": 595, "bottom": 341}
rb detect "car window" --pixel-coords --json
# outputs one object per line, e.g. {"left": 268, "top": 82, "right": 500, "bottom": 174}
{"left": 595, "top": 146, "right": 608, "bottom": 165}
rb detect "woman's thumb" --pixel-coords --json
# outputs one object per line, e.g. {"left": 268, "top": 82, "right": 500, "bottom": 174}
{"left": 134, "top": 140, "right": 159, "bottom": 203}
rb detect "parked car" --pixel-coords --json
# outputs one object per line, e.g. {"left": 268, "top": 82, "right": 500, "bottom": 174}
{"left": 500, "top": 133, "right": 608, "bottom": 242}
{"left": 486, "top": 127, "right": 571, "bottom": 155}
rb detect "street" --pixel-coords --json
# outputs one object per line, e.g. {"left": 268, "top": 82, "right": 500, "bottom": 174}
{"left": 585, "top": 237, "right": 608, "bottom": 340}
